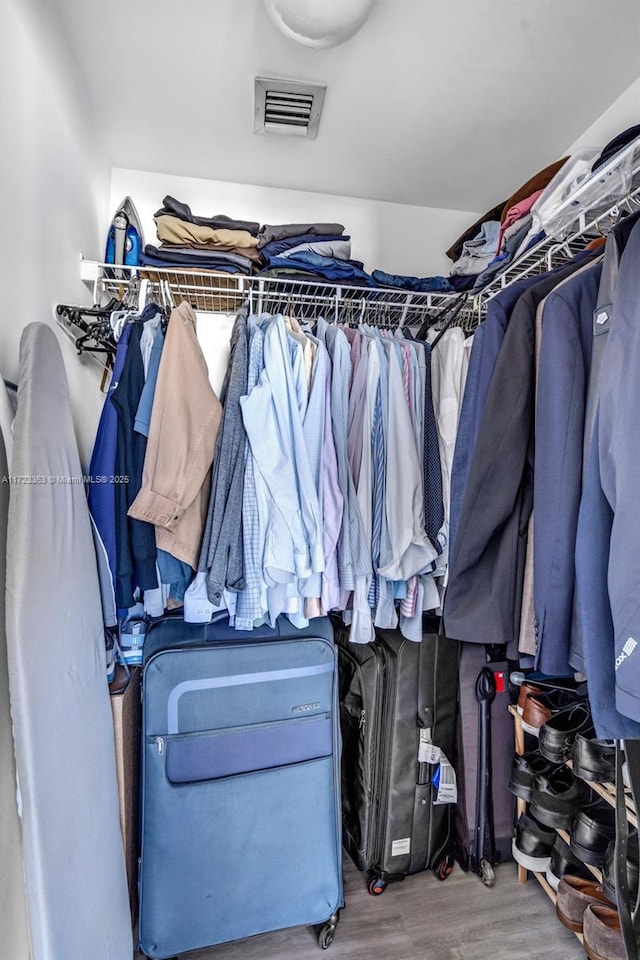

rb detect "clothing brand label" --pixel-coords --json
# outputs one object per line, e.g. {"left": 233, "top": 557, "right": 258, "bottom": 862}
{"left": 615, "top": 637, "right": 637, "bottom": 671}
{"left": 291, "top": 701, "right": 320, "bottom": 713}
{"left": 593, "top": 305, "right": 611, "bottom": 336}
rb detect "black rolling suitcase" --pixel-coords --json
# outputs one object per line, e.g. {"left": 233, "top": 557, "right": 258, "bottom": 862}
{"left": 335, "top": 615, "right": 459, "bottom": 894}
{"left": 454, "top": 641, "right": 515, "bottom": 885}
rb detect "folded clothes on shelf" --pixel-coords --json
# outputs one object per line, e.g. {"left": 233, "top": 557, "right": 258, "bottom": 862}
{"left": 258, "top": 222, "right": 345, "bottom": 247}
{"left": 256, "top": 268, "right": 325, "bottom": 282}
{"left": 154, "top": 215, "right": 259, "bottom": 250}
{"left": 275, "top": 238, "right": 352, "bottom": 262}
{"left": 140, "top": 245, "right": 254, "bottom": 273}
{"left": 372, "top": 270, "right": 453, "bottom": 293}
{"left": 258, "top": 233, "right": 347, "bottom": 261}
{"left": 155, "top": 243, "right": 262, "bottom": 263}
{"left": 449, "top": 220, "right": 500, "bottom": 277}
{"left": 154, "top": 195, "right": 260, "bottom": 235}
{"left": 260, "top": 251, "right": 374, "bottom": 286}
{"left": 499, "top": 156, "right": 569, "bottom": 222}
{"left": 446, "top": 201, "right": 506, "bottom": 263}
{"left": 139, "top": 253, "right": 246, "bottom": 275}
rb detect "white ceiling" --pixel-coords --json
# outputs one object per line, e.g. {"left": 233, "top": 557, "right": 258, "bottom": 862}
{"left": 51, "top": 0, "right": 640, "bottom": 212}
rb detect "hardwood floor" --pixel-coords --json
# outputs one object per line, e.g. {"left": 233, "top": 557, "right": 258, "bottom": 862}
{"left": 136, "top": 856, "right": 585, "bottom": 960}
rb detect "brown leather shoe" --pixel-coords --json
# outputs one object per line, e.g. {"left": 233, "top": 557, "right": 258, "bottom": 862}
{"left": 556, "top": 876, "right": 610, "bottom": 933}
{"left": 517, "top": 681, "right": 543, "bottom": 716}
{"left": 583, "top": 904, "right": 625, "bottom": 960}
{"left": 521, "top": 688, "right": 588, "bottom": 736}
{"left": 522, "top": 694, "right": 553, "bottom": 735}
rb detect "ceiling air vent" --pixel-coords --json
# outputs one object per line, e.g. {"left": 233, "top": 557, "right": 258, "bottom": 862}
{"left": 254, "top": 77, "right": 326, "bottom": 139}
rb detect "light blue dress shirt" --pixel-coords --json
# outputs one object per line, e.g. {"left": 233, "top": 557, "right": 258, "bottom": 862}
{"left": 240, "top": 315, "right": 324, "bottom": 615}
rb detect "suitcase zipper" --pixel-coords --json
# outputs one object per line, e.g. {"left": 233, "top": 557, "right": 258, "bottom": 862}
{"left": 150, "top": 713, "right": 331, "bottom": 750}
{"left": 336, "top": 642, "right": 384, "bottom": 865}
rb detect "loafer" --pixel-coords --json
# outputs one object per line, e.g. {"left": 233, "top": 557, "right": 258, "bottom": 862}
{"left": 570, "top": 799, "right": 616, "bottom": 866}
{"left": 546, "top": 834, "right": 595, "bottom": 892}
{"left": 530, "top": 766, "right": 591, "bottom": 830}
{"left": 517, "top": 681, "right": 544, "bottom": 716}
{"left": 512, "top": 812, "right": 556, "bottom": 873}
{"left": 583, "top": 904, "right": 626, "bottom": 960}
{"left": 602, "top": 831, "right": 639, "bottom": 905}
{"left": 508, "top": 750, "right": 561, "bottom": 802}
{"left": 556, "top": 876, "right": 610, "bottom": 932}
{"left": 522, "top": 689, "right": 589, "bottom": 737}
{"left": 539, "top": 703, "right": 594, "bottom": 763}
{"left": 572, "top": 735, "right": 616, "bottom": 784}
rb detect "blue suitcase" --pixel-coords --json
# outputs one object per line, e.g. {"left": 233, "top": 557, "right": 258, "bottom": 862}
{"left": 138, "top": 616, "right": 343, "bottom": 958}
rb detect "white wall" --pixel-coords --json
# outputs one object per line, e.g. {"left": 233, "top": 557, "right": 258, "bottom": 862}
{"left": 0, "top": 2, "right": 111, "bottom": 955}
{"left": 111, "top": 168, "right": 479, "bottom": 278}
{"left": 0, "top": 0, "right": 110, "bottom": 466}
{"left": 566, "top": 77, "right": 640, "bottom": 154}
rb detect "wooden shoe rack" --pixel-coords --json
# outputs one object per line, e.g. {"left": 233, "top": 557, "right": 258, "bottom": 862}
{"left": 509, "top": 705, "right": 637, "bottom": 945}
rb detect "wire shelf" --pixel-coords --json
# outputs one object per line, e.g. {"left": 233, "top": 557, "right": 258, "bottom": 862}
{"left": 78, "top": 260, "right": 475, "bottom": 329}
{"left": 477, "top": 139, "right": 640, "bottom": 308}
{"left": 66, "top": 137, "right": 640, "bottom": 366}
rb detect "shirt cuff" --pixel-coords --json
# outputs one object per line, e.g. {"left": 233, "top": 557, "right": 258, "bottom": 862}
{"left": 129, "top": 488, "right": 182, "bottom": 530}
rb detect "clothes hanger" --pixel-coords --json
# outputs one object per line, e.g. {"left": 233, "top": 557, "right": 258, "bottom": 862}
{"left": 594, "top": 213, "right": 608, "bottom": 238}
{"left": 55, "top": 296, "right": 122, "bottom": 327}
{"left": 74, "top": 313, "right": 117, "bottom": 362}
{"left": 414, "top": 294, "right": 467, "bottom": 343}
{"left": 427, "top": 295, "right": 469, "bottom": 349}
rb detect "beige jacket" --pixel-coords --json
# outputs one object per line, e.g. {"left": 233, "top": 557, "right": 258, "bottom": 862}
{"left": 128, "top": 302, "right": 222, "bottom": 568}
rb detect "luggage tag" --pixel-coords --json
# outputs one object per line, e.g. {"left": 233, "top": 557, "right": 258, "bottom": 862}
{"left": 432, "top": 752, "right": 458, "bottom": 805}
{"left": 418, "top": 728, "right": 442, "bottom": 765}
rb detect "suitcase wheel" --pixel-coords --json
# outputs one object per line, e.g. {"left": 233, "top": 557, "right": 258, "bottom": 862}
{"left": 434, "top": 854, "right": 455, "bottom": 881}
{"left": 480, "top": 859, "right": 495, "bottom": 887}
{"left": 367, "top": 876, "right": 387, "bottom": 896}
{"left": 318, "top": 913, "right": 339, "bottom": 949}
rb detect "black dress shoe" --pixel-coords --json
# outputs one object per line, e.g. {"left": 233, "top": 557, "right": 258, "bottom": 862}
{"left": 602, "top": 832, "right": 639, "bottom": 905}
{"left": 570, "top": 799, "right": 616, "bottom": 866}
{"left": 508, "top": 750, "right": 562, "bottom": 802}
{"left": 539, "top": 703, "right": 594, "bottom": 764}
{"left": 546, "top": 834, "right": 596, "bottom": 892}
{"left": 521, "top": 688, "right": 589, "bottom": 736}
{"left": 572, "top": 735, "right": 615, "bottom": 784}
{"left": 530, "top": 766, "right": 591, "bottom": 830}
{"left": 512, "top": 812, "right": 557, "bottom": 873}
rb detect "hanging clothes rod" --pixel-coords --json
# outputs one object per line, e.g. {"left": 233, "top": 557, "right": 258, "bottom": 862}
{"left": 74, "top": 260, "right": 472, "bottom": 331}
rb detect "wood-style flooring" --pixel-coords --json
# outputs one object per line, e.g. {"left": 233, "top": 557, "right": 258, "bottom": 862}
{"left": 137, "top": 855, "right": 585, "bottom": 960}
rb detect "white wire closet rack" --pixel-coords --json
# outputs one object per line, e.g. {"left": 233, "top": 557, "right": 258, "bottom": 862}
{"left": 58, "top": 133, "right": 640, "bottom": 363}
{"left": 75, "top": 259, "right": 469, "bottom": 328}
{"left": 475, "top": 135, "right": 640, "bottom": 312}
